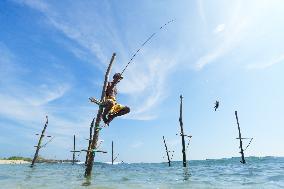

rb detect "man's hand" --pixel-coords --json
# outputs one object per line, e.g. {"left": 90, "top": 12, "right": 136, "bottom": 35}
{"left": 89, "top": 97, "right": 101, "bottom": 105}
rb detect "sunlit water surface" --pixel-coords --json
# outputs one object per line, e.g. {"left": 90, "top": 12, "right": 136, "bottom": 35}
{"left": 0, "top": 157, "right": 283, "bottom": 189}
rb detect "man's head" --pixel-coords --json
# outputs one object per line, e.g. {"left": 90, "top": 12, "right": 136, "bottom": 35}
{"left": 113, "top": 73, "right": 123, "bottom": 82}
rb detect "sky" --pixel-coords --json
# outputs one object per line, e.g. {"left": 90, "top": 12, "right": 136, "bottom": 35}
{"left": 0, "top": 0, "right": 284, "bottom": 163}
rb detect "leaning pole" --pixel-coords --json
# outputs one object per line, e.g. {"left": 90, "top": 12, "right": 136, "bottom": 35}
{"left": 162, "top": 136, "right": 171, "bottom": 167}
{"left": 85, "top": 53, "right": 116, "bottom": 177}
{"left": 235, "top": 111, "right": 246, "bottom": 164}
{"left": 31, "top": 116, "right": 49, "bottom": 167}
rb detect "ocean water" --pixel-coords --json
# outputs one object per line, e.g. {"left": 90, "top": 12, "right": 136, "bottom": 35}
{"left": 0, "top": 157, "right": 283, "bottom": 189}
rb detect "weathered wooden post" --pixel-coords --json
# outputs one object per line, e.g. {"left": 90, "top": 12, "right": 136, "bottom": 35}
{"left": 73, "top": 135, "right": 76, "bottom": 164}
{"left": 111, "top": 141, "right": 119, "bottom": 164}
{"left": 31, "top": 116, "right": 48, "bottom": 167}
{"left": 235, "top": 111, "right": 246, "bottom": 164}
{"left": 70, "top": 135, "right": 80, "bottom": 165}
{"left": 85, "top": 53, "right": 116, "bottom": 177}
{"left": 112, "top": 141, "right": 114, "bottom": 165}
{"left": 179, "top": 95, "right": 187, "bottom": 167}
{"left": 162, "top": 136, "right": 171, "bottom": 167}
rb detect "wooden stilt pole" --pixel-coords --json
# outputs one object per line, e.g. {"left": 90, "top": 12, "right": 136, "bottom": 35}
{"left": 112, "top": 141, "right": 114, "bottom": 165}
{"left": 162, "top": 136, "right": 171, "bottom": 167}
{"left": 85, "top": 53, "right": 116, "bottom": 177}
{"left": 179, "top": 95, "right": 187, "bottom": 167}
{"left": 73, "top": 135, "right": 76, "bottom": 165}
{"left": 70, "top": 135, "right": 80, "bottom": 165}
{"left": 235, "top": 111, "right": 246, "bottom": 164}
{"left": 31, "top": 116, "right": 48, "bottom": 167}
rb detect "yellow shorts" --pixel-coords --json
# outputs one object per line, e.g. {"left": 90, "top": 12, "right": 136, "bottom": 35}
{"left": 106, "top": 97, "right": 124, "bottom": 114}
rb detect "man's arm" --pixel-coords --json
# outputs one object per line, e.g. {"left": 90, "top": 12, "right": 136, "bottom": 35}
{"left": 107, "top": 76, "right": 122, "bottom": 92}
{"left": 107, "top": 81, "right": 115, "bottom": 92}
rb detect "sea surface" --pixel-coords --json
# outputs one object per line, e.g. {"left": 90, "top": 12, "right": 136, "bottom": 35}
{"left": 0, "top": 157, "right": 283, "bottom": 189}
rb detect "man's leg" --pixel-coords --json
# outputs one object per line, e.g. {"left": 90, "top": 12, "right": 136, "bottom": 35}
{"left": 106, "top": 106, "right": 130, "bottom": 124}
{"left": 102, "top": 99, "right": 114, "bottom": 124}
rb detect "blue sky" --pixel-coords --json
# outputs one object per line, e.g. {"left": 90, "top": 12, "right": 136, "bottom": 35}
{"left": 0, "top": 0, "right": 284, "bottom": 163}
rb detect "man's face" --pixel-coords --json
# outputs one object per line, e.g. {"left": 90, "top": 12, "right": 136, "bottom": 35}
{"left": 113, "top": 74, "right": 123, "bottom": 82}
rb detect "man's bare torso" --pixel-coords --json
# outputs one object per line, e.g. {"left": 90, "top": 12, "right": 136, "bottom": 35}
{"left": 106, "top": 82, "right": 117, "bottom": 98}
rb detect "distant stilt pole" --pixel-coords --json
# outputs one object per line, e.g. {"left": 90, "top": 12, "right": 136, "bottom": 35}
{"left": 70, "top": 135, "right": 80, "bottom": 164}
{"left": 235, "top": 111, "right": 246, "bottom": 164}
{"left": 112, "top": 141, "right": 114, "bottom": 165}
{"left": 73, "top": 135, "right": 76, "bottom": 165}
{"left": 179, "top": 95, "right": 187, "bottom": 167}
{"left": 31, "top": 116, "right": 48, "bottom": 167}
{"left": 162, "top": 136, "right": 171, "bottom": 167}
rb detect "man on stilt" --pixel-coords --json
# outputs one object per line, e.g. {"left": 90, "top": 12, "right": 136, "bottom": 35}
{"left": 214, "top": 100, "right": 219, "bottom": 111}
{"left": 90, "top": 73, "right": 130, "bottom": 126}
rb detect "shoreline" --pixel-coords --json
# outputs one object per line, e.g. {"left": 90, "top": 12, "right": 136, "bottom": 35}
{"left": 0, "top": 160, "right": 30, "bottom": 165}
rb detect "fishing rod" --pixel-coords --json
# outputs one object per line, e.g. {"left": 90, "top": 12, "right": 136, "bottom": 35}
{"left": 120, "top": 19, "right": 175, "bottom": 75}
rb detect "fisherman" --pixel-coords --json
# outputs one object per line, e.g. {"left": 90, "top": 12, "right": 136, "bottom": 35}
{"left": 90, "top": 73, "right": 130, "bottom": 126}
{"left": 214, "top": 100, "right": 219, "bottom": 111}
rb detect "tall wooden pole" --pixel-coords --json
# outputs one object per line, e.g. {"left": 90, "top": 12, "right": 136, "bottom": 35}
{"left": 179, "top": 95, "right": 187, "bottom": 167}
{"left": 31, "top": 116, "right": 48, "bottom": 167}
{"left": 85, "top": 53, "right": 116, "bottom": 177}
{"left": 71, "top": 135, "right": 80, "bottom": 165}
{"left": 111, "top": 141, "right": 114, "bottom": 165}
{"left": 235, "top": 111, "right": 246, "bottom": 164}
{"left": 72, "top": 135, "right": 76, "bottom": 165}
{"left": 162, "top": 136, "right": 171, "bottom": 167}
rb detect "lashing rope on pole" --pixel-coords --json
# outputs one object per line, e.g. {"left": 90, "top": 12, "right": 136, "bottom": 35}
{"left": 244, "top": 138, "right": 253, "bottom": 151}
{"left": 120, "top": 19, "right": 174, "bottom": 75}
{"left": 40, "top": 136, "right": 55, "bottom": 149}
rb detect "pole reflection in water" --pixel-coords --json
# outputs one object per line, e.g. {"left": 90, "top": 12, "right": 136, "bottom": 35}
{"left": 183, "top": 167, "right": 191, "bottom": 181}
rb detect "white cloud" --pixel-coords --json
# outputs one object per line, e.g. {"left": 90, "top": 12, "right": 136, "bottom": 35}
{"left": 0, "top": 42, "right": 25, "bottom": 79}
{"left": 14, "top": 0, "right": 48, "bottom": 12}
{"left": 0, "top": 93, "right": 43, "bottom": 122}
{"left": 197, "top": 0, "right": 206, "bottom": 24}
{"left": 25, "top": 84, "right": 70, "bottom": 106}
{"left": 130, "top": 141, "right": 143, "bottom": 148}
{"left": 0, "top": 83, "right": 72, "bottom": 125}
{"left": 14, "top": 0, "right": 115, "bottom": 65}
{"left": 0, "top": 88, "right": 92, "bottom": 142}
{"left": 0, "top": 42, "right": 84, "bottom": 138}
{"left": 10, "top": 0, "right": 284, "bottom": 124}
{"left": 119, "top": 56, "right": 177, "bottom": 120}
{"left": 213, "top": 24, "right": 226, "bottom": 34}
{"left": 247, "top": 53, "right": 284, "bottom": 70}
{"left": 195, "top": 0, "right": 276, "bottom": 70}
{"left": 48, "top": 18, "right": 108, "bottom": 64}
{"left": 13, "top": 0, "right": 178, "bottom": 120}
{"left": 167, "top": 138, "right": 180, "bottom": 147}
{"left": 195, "top": 1, "right": 247, "bottom": 70}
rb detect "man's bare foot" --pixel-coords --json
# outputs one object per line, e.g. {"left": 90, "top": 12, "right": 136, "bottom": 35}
{"left": 103, "top": 122, "right": 109, "bottom": 127}
{"left": 104, "top": 114, "right": 114, "bottom": 126}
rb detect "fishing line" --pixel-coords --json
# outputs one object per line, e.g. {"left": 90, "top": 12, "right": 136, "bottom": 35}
{"left": 244, "top": 138, "right": 253, "bottom": 151}
{"left": 41, "top": 136, "right": 55, "bottom": 149}
{"left": 120, "top": 19, "right": 174, "bottom": 75}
